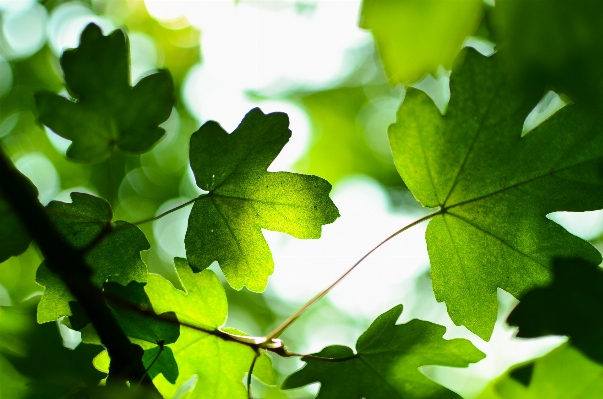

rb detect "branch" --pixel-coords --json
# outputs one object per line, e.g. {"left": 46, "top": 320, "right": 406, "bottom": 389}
{"left": 0, "top": 148, "right": 160, "bottom": 396}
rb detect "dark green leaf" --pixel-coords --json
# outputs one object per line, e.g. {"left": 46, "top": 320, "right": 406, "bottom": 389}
{"left": 142, "top": 346, "right": 178, "bottom": 384}
{"left": 283, "top": 304, "right": 484, "bottom": 398}
{"left": 507, "top": 257, "right": 603, "bottom": 364}
{"left": 185, "top": 108, "right": 339, "bottom": 292}
{"left": 103, "top": 281, "right": 179, "bottom": 346}
{"left": 34, "top": 23, "right": 174, "bottom": 162}
{"left": 36, "top": 193, "right": 149, "bottom": 323}
{"left": 389, "top": 49, "right": 603, "bottom": 340}
{"left": 493, "top": 0, "right": 603, "bottom": 103}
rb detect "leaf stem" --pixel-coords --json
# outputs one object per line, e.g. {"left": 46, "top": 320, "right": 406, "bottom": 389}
{"left": 265, "top": 209, "right": 442, "bottom": 341}
{"left": 137, "top": 343, "right": 164, "bottom": 385}
{"left": 247, "top": 352, "right": 260, "bottom": 399}
{"left": 132, "top": 196, "right": 205, "bottom": 226}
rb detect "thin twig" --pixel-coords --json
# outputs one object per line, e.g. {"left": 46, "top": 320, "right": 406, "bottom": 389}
{"left": 247, "top": 352, "right": 260, "bottom": 399}
{"left": 137, "top": 343, "right": 165, "bottom": 385}
{"left": 132, "top": 196, "right": 204, "bottom": 226}
{"left": 265, "top": 210, "right": 442, "bottom": 341}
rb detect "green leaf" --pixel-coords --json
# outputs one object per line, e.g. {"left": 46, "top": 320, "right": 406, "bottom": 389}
{"left": 185, "top": 108, "right": 339, "bottom": 292}
{"left": 144, "top": 258, "right": 276, "bottom": 398}
{"left": 103, "top": 282, "right": 180, "bottom": 346}
{"left": 507, "top": 257, "right": 603, "bottom": 364}
{"left": 283, "top": 304, "right": 484, "bottom": 398}
{"left": 493, "top": 0, "right": 603, "bottom": 103}
{"left": 389, "top": 49, "right": 603, "bottom": 340}
{"left": 476, "top": 344, "right": 603, "bottom": 399}
{"left": 93, "top": 345, "right": 179, "bottom": 386}
{"left": 34, "top": 23, "right": 174, "bottom": 162}
{"left": 360, "top": 0, "right": 483, "bottom": 84}
{"left": 0, "top": 172, "right": 35, "bottom": 263}
{"left": 36, "top": 193, "right": 149, "bottom": 323}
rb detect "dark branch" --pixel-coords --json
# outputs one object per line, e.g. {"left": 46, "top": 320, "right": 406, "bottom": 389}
{"left": 0, "top": 148, "right": 160, "bottom": 396}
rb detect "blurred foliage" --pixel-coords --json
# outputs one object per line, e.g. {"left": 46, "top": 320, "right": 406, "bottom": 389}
{"left": 493, "top": 0, "right": 603, "bottom": 105}
{"left": 0, "top": 300, "right": 104, "bottom": 398}
{"left": 360, "top": 0, "right": 484, "bottom": 84}
{"left": 476, "top": 344, "right": 603, "bottom": 399}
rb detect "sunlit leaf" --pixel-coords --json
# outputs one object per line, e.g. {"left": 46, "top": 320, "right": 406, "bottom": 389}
{"left": 360, "top": 0, "right": 483, "bottom": 84}
{"left": 283, "top": 304, "right": 484, "bottom": 398}
{"left": 389, "top": 49, "right": 603, "bottom": 340}
{"left": 34, "top": 23, "right": 174, "bottom": 162}
{"left": 185, "top": 108, "right": 339, "bottom": 292}
{"left": 144, "top": 258, "right": 276, "bottom": 398}
{"left": 36, "top": 193, "right": 149, "bottom": 323}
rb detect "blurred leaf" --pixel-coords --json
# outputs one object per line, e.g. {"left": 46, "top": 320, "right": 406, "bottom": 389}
{"left": 34, "top": 23, "right": 174, "bottom": 162}
{"left": 283, "top": 304, "right": 484, "bottom": 398}
{"left": 0, "top": 304, "right": 104, "bottom": 399}
{"left": 389, "top": 49, "right": 603, "bottom": 340}
{"left": 36, "top": 193, "right": 149, "bottom": 323}
{"left": 475, "top": 344, "right": 603, "bottom": 399}
{"left": 0, "top": 171, "right": 36, "bottom": 263}
{"left": 360, "top": 0, "right": 483, "bottom": 84}
{"left": 185, "top": 108, "right": 339, "bottom": 292}
{"left": 298, "top": 86, "right": 402, "bottom": 187}
{"left": 144, "top": 258, "right": 276, "bottom": 398}
{"left": 494, "top": 0, "right": 603, "bottom": 104}
{"left": 508, "top": 258, "right": 603, "bottom": 364}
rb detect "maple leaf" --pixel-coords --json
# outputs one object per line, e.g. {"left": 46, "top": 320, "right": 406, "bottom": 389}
{"left": 389, "top": 49, "right": 603, "bottom": 340}
{"left": 185, "top": 107, "right": 340, "bottom": 292}
{"left": 143, "top": 258, "right": 276, "bottom": 398}
{"left": 34, "top": 23, "right": 174, "bottom": 162}
{"left": 36, "top": 193, "right": 149, "bottom": 323}
{"left": 507, "top": 257, "right": 603, "bottom": 365}
{"left": 283, "top": 304, "right": 484, "bottom": 398}
{"left": 75, "top": 281, "right": 181, "bottom": 384}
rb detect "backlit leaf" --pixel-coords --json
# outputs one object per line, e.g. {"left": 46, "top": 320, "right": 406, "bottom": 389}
{"left": 34, "top": 23, "right": 174, "bottom": 162}
{"left": 185, "top": 108, "right": 339, "bottom": 292}
{"left": 144, "top": 258, "right": 276, "bottom": 398}
{"left": 36, "top": 193, "right": 149, "bottom": 323}
{"left": 389, "top": 49, "right": 603, "bottom": 340}
{"left": 283, "top": 304, "right": 484, "bottom": 398}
